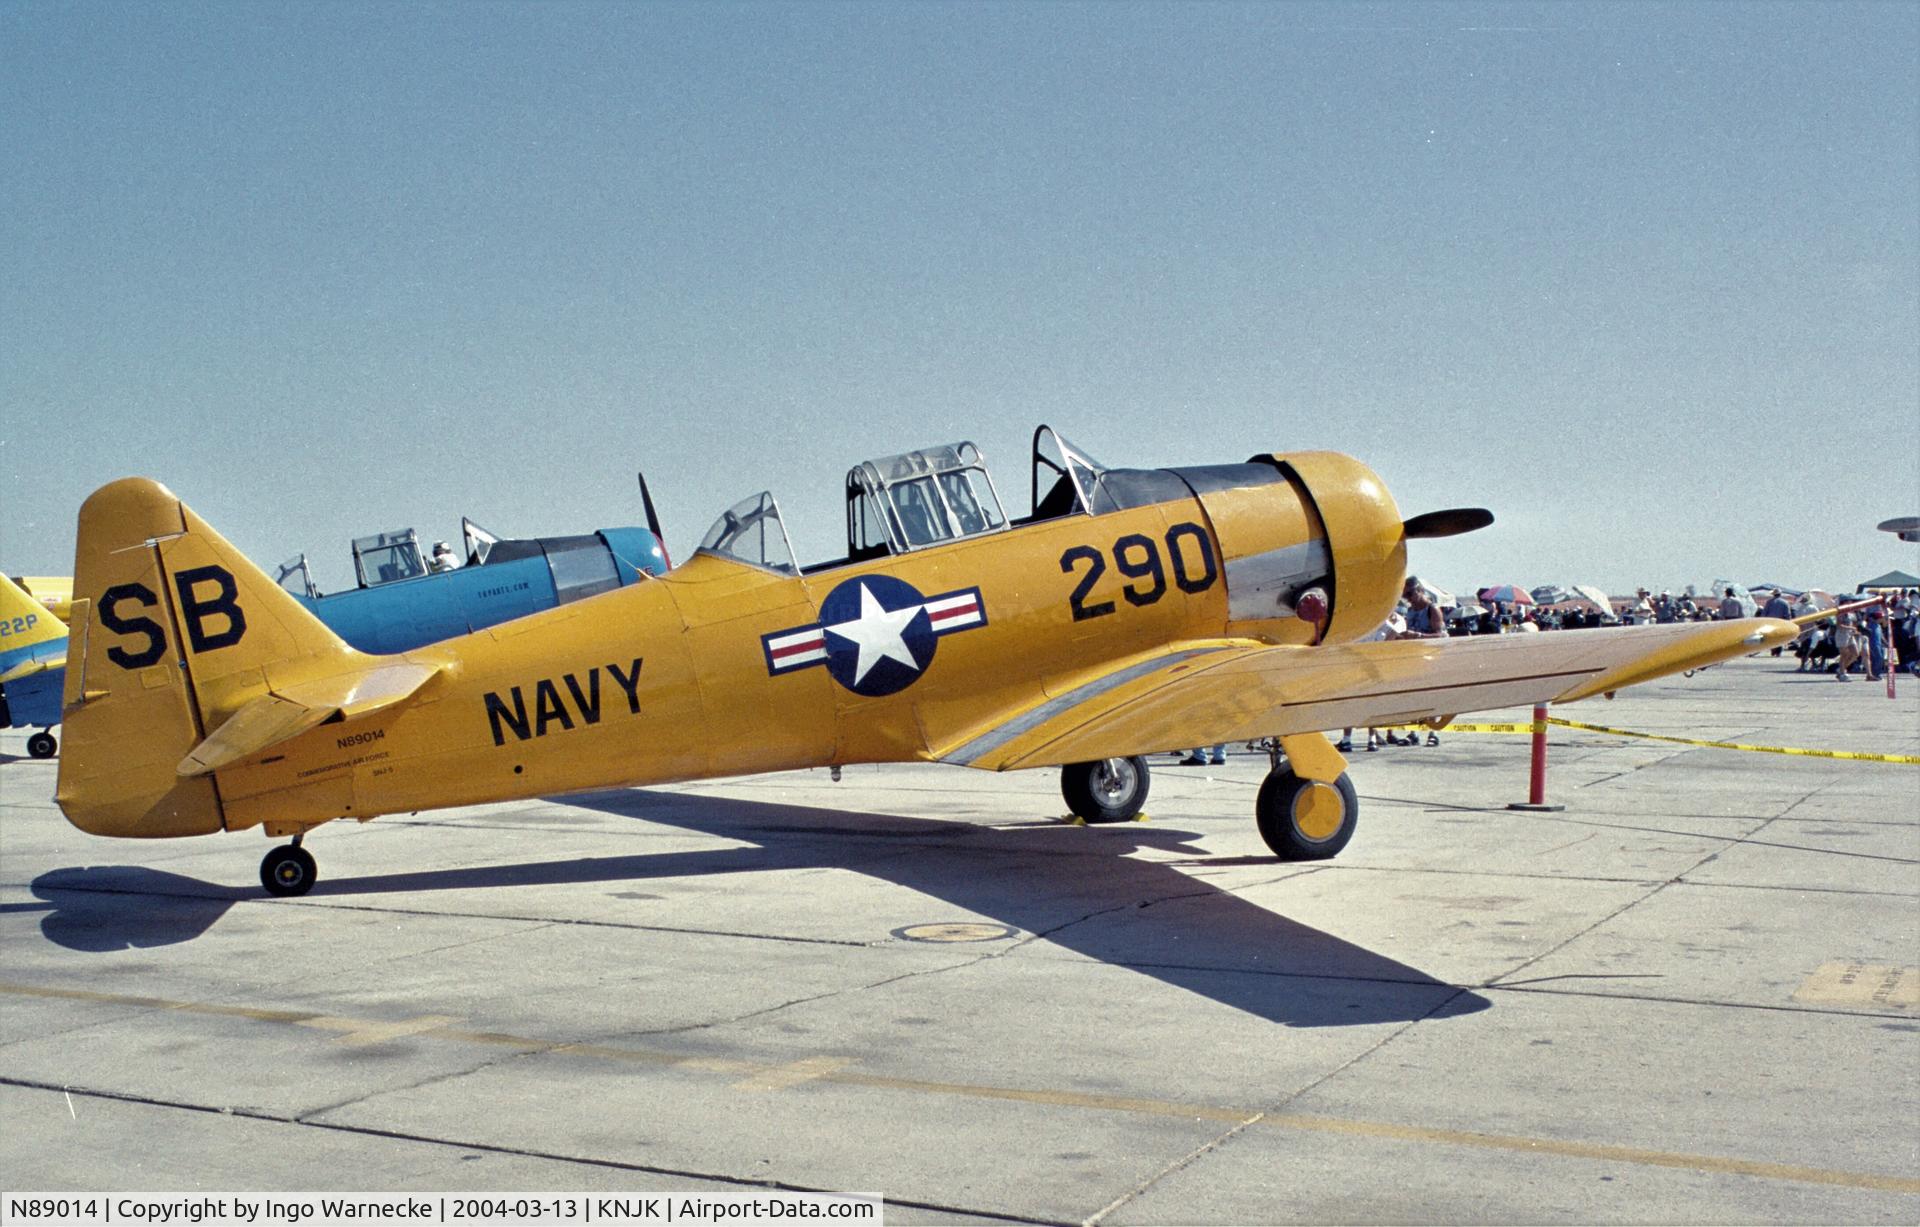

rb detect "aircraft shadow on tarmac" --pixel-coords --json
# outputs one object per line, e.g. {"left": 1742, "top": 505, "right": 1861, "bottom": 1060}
{"left": 27, "top": 789, "right": 1489, "bottom": 1029}
{"left": 16, "top": 868, "right": 246, "bottom": 951}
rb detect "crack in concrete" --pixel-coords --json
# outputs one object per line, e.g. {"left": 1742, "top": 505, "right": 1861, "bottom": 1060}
{"left": 1080, "top": 1111, "right": 1266, "bottom": 1227}
{"left": 372, "top": 920, "right": 565, "bottom": 968}
{"left": 1538, "top": 832, "right": 1598, "bottom": 857}
{"left": 1085, "top": 976, "right": 1497, "bottom": 1220}
{"left": 618, "top": 879, "right": 1286, "bottom": 1041}
{"left": 1487, "top": 812, "right": 1792, "bottom": 991}
{"left": 1483, "top": 980, "right": 1920, "bottom": 1021}
{"left": 295, "top": 1049, "right": 527, "bottom": 1123}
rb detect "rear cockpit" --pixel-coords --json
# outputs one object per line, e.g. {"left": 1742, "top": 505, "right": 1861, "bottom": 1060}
{"left": 695, "top": 427, "right": 1122, "bottom": 575}
{"left": 845, "top": 442, "right": 1007, "bottom": 561}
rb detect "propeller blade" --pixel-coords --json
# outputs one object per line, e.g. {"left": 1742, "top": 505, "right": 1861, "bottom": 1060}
{"left": 1877, "top": 516, "right": 1919, "bottom": 542}
{"left": 1403, "top": 508, "right": 1494, "bottom": 539}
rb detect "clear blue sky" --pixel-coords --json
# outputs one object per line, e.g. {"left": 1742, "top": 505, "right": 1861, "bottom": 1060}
{"left": 3, "top": 1, "right": 1915, "bottom": 597}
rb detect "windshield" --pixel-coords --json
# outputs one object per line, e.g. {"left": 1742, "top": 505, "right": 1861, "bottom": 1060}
{"left": 1031, "top": 426, "right": 1108, "bottom": 517}
{"left": 275, "top": 554, "right": 318, "bottom": 599}
{"left": 698, "top": 491, "right": 797, "bottom": 573}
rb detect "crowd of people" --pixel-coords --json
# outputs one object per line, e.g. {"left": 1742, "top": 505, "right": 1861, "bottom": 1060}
{"left": 1789, "top": 590, "right": 1920, "bottom": 682}
{"left": 1460, "top": 583, "right": 1920, "bottom": 683}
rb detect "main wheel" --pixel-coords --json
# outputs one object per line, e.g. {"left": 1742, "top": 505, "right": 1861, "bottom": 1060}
{"left": 260, "top": 844, "right": 318, "bottom": 897}
{"left": 26, "top": 731, "right": 57, "bottom": 759}
{"left": 1256, "top": 769, "right": 1358, "bottom": 860}
{"left": 1061, "top": 756, "right": 1150, "bottom": 824}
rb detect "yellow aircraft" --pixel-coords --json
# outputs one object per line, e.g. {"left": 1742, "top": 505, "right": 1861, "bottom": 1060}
{"left": 56, "top": 429, "right": 1798, "bottom": 897}
{"left": 9, "top": 576, "right": 73, "bottom": 623}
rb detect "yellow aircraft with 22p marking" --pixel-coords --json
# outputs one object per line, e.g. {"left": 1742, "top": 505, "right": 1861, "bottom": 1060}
{"left": 55, "top": 427, "right": 1797, "bottom": 898}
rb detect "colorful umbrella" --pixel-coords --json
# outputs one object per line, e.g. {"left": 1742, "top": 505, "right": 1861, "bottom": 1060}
{"left": 1477, "top": 584, "right": 1536, "bottom": 606}
{"left": 1571, "top": 584, "right": 1616, "bottom": 613}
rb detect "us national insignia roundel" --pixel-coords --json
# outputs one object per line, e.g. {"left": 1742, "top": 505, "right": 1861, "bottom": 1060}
{"left": 762, "top": 574, "right": 987, "bottom": 697}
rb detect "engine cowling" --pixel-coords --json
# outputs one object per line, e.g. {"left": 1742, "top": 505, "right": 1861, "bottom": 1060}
{"left": 1191, "top": 451, "right": 1407, "bottom": 645}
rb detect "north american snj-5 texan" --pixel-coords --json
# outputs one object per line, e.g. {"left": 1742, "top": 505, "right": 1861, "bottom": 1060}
{"left": 53, "top": 427, "right": 1795, "bottom": 899}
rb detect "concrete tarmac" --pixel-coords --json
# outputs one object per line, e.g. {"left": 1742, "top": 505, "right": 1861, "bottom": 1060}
{"left": 2, "top": 655, "right": 1916, "bottom": 1223}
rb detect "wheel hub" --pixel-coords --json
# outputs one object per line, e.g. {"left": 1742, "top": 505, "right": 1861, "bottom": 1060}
{"left": 1291, "top": 780, "right": 1346, "bottom": 841}
{"left": 1093, "top": 758, "right": 1137, "bottom": 805}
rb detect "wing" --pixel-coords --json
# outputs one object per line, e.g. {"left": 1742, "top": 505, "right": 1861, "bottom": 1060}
{"left": 937, "top": 618, "right": 1798, "bottom": 771}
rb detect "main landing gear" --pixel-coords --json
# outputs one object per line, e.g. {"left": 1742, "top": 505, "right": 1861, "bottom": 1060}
{"left": 1253, "top": 734, "right": 1358, "bottom": 859}
{"left": 26, "top": 730, "right": 57, "bottom": 759}
{"left": 1061, "top": 756, "right": 1151, "bottom": 824}
{"left": 261, "top": 835, "right": 317, "bottom": 897}
{"left": 1256, "top": 768, "right": 1358, "bottom": 859}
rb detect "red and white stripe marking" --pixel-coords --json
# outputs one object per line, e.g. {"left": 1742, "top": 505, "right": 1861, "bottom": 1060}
{"left": 926, "top": 592, "right": 982, "bottom": 633}
{"left": 766, "top": 628, "right": 827, "bottom": 670}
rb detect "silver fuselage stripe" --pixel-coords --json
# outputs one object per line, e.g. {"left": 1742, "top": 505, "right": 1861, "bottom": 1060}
{"left": 1224, "top": 539, "right": 1331, "bottom": 621}
{"left": 942, "top": 646, "right": 1236, "bottom": 766}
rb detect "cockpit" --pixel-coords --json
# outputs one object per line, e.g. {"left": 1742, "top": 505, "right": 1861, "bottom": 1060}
{"left": 695, "top": 426, "right": 1115, "bottom": 575}
{"left": 275, "top": 529, "right": 433, "bottom": 599}
{"left": 846, "top": 442, "right": 1006, "bottom": 560}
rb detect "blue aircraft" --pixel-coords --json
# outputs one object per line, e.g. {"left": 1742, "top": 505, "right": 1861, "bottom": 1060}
{"left": 2, "top": 497, "right": 672, "bottom": 758}
{"left": 0, "top": 573, "right": 67, "bottom": 759}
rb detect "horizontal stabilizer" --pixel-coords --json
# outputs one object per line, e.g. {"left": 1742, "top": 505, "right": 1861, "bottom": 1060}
{"left": 0, "top": 654, "right": 65, "bottom": 684}
{"left": 178, "top": 661, "right": 440, "bottom": 777}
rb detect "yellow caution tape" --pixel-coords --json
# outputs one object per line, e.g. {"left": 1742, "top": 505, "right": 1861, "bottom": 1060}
{"left": 1373, "top": 722, "right": 1542, "bottom": 735}
{"left": 1541, "top": 718, "right": 1920, "bottom": 764}
{"left": 1369, "top": 719, "right": 1919, "bottom": 764}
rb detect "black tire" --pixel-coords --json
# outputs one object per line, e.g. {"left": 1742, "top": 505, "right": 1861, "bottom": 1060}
{"left": 1061, "top": 756, "right": 1150, "bottom": 824}
{"left": 27, "top": 731, "right": 57, "bottom": 759}
{"left": 260, "top": 844, "right": 318, "bottom": 897}
{"left": 1256, "top": 769, "right": 1358, "bottom": 860}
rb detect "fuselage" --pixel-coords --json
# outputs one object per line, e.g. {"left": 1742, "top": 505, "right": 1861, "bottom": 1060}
{"left": 205, "top": 454, "right": 1408, "bottom": 837}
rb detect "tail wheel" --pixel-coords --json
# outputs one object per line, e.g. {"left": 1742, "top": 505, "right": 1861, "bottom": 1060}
{"left": 26, "top": 731, "right": 57, "bottom": 759}
{"left": 1256, "top": 769, "right": 1358, "bottom": 860}
{"left": 260, "top": 844, "right": 318, "bottom": 897}
{"left": 1061, "top": 756, "right": 1150, "bottom": 824}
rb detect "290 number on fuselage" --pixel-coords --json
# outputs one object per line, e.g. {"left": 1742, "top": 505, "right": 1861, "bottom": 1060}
{"left": 1060, "top": 521, "right": 1217, "bottom": 621}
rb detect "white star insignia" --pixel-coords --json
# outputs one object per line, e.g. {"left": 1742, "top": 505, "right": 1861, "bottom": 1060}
{"left": 825, "top": 583, "right": 923, "bottom": 684}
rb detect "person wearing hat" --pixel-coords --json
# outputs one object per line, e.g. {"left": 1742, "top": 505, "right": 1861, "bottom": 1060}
{"left": 427, "top": 541, "right": 460, "bottom": 573}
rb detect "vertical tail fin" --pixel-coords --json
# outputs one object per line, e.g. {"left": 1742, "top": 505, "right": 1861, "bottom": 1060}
{"left": 57, "top": 478, "right": 367, "bottom": 837}
{"left": 10, "top": 576, "right": 74, "bottom": 623}
{"left": 0, "top": 573, "right": 68, "bottom": 662}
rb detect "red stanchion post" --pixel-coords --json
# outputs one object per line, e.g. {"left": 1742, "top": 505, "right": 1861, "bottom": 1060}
{"left": 1883, "top": 598, "right": 1897, "bottom": 700}
{"left": 1508, "top": 703, "right": 1565, "bottom": 812}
